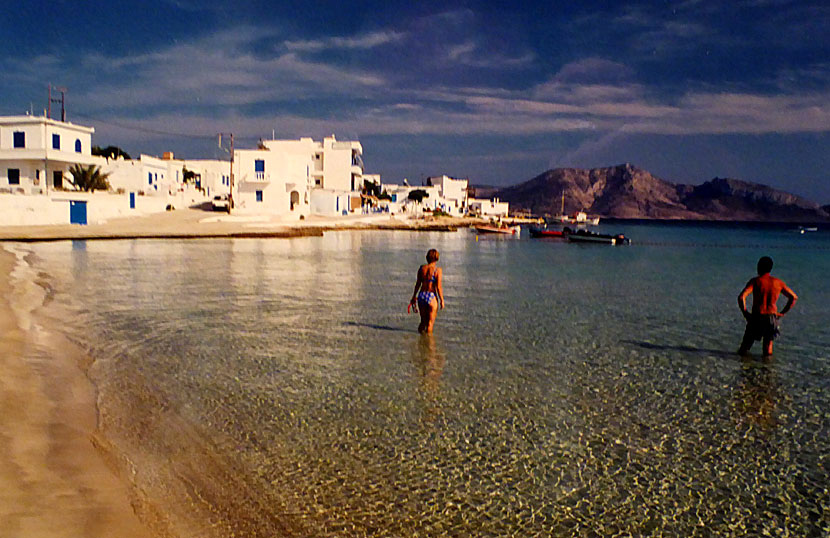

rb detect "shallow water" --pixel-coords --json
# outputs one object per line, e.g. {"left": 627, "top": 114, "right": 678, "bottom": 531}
{"left": 26, "top": 223, "right": 830, "bottom": 536}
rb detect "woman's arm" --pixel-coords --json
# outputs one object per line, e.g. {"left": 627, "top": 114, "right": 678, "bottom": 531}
{"left": 436, "top": 268, "right": 444, "bottom": 309}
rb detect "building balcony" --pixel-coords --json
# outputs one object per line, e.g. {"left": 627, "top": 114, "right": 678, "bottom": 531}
{"left": 240, "top": 172, "right": 270, "bottom": 183}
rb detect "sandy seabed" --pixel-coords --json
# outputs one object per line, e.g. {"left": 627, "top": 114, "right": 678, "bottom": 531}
{"left": 0, "top": 209, "right": 503, "bottom": 537}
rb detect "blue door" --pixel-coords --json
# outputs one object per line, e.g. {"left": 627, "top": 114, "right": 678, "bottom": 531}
{"left": 69, "top": 201, "right": 87, "bottom": 225}
{"left": 129, "top": 192, "right": 136, "bottom": 209}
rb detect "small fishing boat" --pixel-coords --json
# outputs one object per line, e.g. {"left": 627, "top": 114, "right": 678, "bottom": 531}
{"left": 473, "top": 224, "right": 519, "bottom": 235}
{"left": 529, "top": 226, "right": 568, "bottom": 238}
{"left": 550, "top": 192, "right": 600, "bottom": 225}
{"left": 567, "top": 229, "right": 631, "bottom": 245}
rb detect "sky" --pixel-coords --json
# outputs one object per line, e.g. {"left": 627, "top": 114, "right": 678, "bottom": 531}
{"left": 2, "top": 0, "right": 828, "bottom": 201}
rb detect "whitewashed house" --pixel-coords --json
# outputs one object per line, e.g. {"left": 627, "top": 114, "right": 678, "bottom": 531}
{"left": 307, "top": 135, "right": 364, "bottom": 216}
{"left": 181, "top": 158, "right": 231, "bottom": 197}
{"left": 427, "top": 175, "right": 468, "bottom": 216}
{"left": 468, "top": 197, "right": 509, "bottom": 218}
{"left": 380, "top": 182, "right": 442, "bottom": 216}
{"left": 233, "top": 135, "right": 365, "bottom": 218}
{"left": 1, "top": 114, "right": 96, "bottom": 194}
{"left": 100, "top": 153, "right": 176, "bottom": 195}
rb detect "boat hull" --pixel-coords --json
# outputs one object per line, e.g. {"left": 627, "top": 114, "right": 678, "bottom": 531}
{"left": 567, "top": 231, "right": 630, "bottom": 245}
{"left": 529, "top": 227, "right": 566, "bottom": 238}
{"left": 474, "top": 225, "right": 518, "bottom": 235}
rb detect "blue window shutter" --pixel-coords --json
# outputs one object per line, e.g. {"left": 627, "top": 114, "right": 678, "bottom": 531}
{"left": 75, "top": 139, "right": 82, "bottom": 153}
{"left": 256, "top": 190, "right": 263, "bottom": 202}
{"left": 148, "top": 172, "right": 152, "bottom": 185}
{"left": 255, "top": 160, "right": 265, "bottom": 172}
{"left": 52, "top": 134, "right": 60, "bottom": 149}
{"left": 13, "top": 132, "right": 25, "bottom": 148}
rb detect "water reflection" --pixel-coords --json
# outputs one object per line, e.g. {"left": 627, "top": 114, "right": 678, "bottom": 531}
{"left": 733, "top": 359, "right": 780, "bottom": 431}
{"left": 412, "top": 334, "right": 445, "bottom": 425}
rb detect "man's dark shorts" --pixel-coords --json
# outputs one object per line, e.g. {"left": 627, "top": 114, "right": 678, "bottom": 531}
{"left": 744, "top": 313, "right": 780, "bottom": 341}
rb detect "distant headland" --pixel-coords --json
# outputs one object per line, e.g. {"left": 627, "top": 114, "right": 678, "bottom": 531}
{"left": 486, "top": 163, "right": 830, "bottom": 223}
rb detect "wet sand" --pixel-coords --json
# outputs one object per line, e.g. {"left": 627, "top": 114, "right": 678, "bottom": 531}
{"left": 0, "top": 246, "right": 155, "bottom": 537}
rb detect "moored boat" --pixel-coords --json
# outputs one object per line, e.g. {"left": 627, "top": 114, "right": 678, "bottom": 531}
{"left": 567, "top": 229, "right": 631, "bottom": 245}
{"left": 473, "top": 224, "right": 519, "bottom": 235}
{"left": 553, "top": 211, "right": 600, "bottom": 226}
{"left": 529, "top": 226, "right": 567, "bottom": 238}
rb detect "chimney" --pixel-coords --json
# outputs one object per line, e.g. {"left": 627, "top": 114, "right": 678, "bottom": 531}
{"left": 162, "top": 151, "right": 175, "bottom": 160}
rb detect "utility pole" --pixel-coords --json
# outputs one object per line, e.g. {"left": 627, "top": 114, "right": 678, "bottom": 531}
{"left": 48, "top": 84, "right": 67, "bottom": 121}
{"left": 218, "top": 133, "right": 234, "bottom": 213}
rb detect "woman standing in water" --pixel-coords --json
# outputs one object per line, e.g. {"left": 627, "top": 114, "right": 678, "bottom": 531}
{"left": 409, "top": 249, "right": 444, "bottom": 333}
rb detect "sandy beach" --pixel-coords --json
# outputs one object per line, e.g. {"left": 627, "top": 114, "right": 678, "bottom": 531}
{"left": 0, "top": 206, "right": 487, "bottom": 242}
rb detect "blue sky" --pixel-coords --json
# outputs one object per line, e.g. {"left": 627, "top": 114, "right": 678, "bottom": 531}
{"left": 2, "top": 0, "right": 828, "bottom": 201}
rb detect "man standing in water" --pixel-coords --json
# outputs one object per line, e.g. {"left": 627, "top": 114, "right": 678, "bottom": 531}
{"left": 738, "top": 256, "right": 797, "bottom": 357}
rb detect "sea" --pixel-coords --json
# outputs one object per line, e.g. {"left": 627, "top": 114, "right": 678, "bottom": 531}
{"left": 15, "top": 221, "right": 830, "bottom": 537}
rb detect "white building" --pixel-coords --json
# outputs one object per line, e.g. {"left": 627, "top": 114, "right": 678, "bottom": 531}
{"left": 181, "top": 158, "right": 231, "bottom": 197}
{"left": 1, "top": 114, "right": 96, "bottom": 194}
{"left": 379, "top": 182, "right": 442, "bottom": 216}
{"left": 468, "top": 197, "right": 509, "bottom": 218}
{"left": 234, "top": 135, "right": 365, "bottom": 217}
{"left": 427, "top": 175, "right": 468, "bottom": 216}
{"left": 100, "top": 153, "right": 177, "bottom": 195}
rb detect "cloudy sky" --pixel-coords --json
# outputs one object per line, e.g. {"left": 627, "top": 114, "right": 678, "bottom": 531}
{"left": 2, "top": 0, "right": 828, "bottom": 201}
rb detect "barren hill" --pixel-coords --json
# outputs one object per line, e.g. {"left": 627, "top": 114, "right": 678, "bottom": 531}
{"left": 497, "top": 164, "right": 830, "bottom": 222}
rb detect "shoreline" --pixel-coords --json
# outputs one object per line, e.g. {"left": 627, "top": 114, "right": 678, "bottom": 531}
{"left": 0, "top": 208, "right": 491, "bottom": 243}
{"left": 0, "top": 245, "right": 156, "bottom": 537}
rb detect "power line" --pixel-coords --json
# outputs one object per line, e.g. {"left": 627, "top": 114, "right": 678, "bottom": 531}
{"left": 71, "top": 111, "right": 262, "bottom": 141}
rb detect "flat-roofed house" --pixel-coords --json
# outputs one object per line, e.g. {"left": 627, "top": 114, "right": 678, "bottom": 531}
{"left": 428, "top": 175, "right": 468, "bottom": 216}
{"left": 234, "top": 135, "right": 365, "bottom": 217}
{"left": 0, "top": 114, "right": 96, "bottom": 194}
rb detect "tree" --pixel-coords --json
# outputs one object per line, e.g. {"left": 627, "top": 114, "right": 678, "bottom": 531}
{"left": 183, "top": 166, "right": 197, "bottom": 183}
{"left": 92, "top": 145, "right": 131, "bottom": 160}
{"left": 68, "top": 164, "right": 112, "bottom": 192}
{"left": 408, "top": 189, "right": 429, "bottom": 203}
{"left": 363, "top": 179, "right": 382, "bottom": 197}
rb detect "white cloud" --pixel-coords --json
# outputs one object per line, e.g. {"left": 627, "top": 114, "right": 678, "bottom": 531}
{"left": 284, "top": 31, "right": 406, "bottom": 52}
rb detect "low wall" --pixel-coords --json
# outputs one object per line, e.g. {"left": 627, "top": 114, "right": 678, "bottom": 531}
{"left": 0, "top": 190, "right": 206, "bottom": 226}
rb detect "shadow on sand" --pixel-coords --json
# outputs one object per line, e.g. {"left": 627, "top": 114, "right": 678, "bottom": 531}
{"left": 344, "top": 321, "right": 418, "bottom": 333}
{"left": 622, "top": 340, "right": 737, "bottom": 359}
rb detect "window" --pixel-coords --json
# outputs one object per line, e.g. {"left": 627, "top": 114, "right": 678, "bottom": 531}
{"left": 256, "top": 190, "right": 263, "bottom": 202}
{"left": 13, "top": 132, "right": 25, "bottom": 148}
{"left": 8, "top": 169, "right": 20, "bottom": 185}
{"left": 254, "top": 160, "right": 265, "bottom": 172}
{"left": 75, "top": 139, "right": 82, "bottom": 153}
{"left": 148, "top": 172, "right": 153, "bottom": 185}
{"left": 52, "top": 134, "right": 61, "bottom": 149}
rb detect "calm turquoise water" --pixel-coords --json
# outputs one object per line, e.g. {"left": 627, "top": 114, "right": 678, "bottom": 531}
{"left": 25, "top": 223, "right": 830, "bottom": 536}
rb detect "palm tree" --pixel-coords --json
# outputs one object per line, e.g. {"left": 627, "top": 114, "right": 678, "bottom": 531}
{"left": 68, "top": 164, "right": 112, "bottom": 192}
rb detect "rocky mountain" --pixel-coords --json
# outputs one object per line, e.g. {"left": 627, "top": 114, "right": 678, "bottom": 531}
{"left": 497, "top": 164, "right": 830, "bottom": 222}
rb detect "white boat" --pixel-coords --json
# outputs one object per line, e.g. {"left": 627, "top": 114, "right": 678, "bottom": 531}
{"left": 556, "top": 211, "right": 600, "bottom": 226}
{"left": 550, "top": 192, "right": 600, "bottom": 225}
